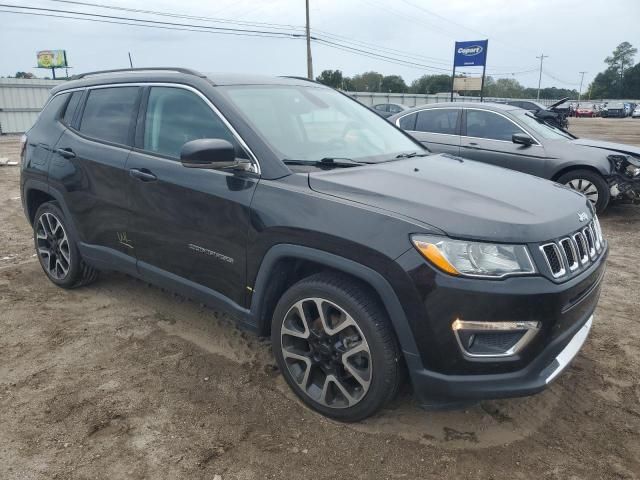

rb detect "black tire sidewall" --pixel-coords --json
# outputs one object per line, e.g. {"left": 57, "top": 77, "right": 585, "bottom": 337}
{"left": 33, "top": 202, "right": 82, "bottom": 288}
{"left": 271, "top": 275, "right": 400, "bottom": 422}
{"left": 558, "top": 170, "right": 610, "bottom": 213}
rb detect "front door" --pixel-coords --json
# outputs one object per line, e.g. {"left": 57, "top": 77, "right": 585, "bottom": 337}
{"left": 460, "top": 108, "right": 548, "bottom": 177}
{"left": 125, "top": 85, "right": 259, "bottom": 307}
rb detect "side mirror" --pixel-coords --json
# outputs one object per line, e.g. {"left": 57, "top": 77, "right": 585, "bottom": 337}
{"left": 512, "top": 132, "right": 534, "bottom": 146}
{"left": 180, "top": 139, "right": 237, "bottom": 169}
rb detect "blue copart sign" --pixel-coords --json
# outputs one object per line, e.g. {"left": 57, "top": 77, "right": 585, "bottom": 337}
{"left": 454, "top": 40, "right": 488, "bottom": 67}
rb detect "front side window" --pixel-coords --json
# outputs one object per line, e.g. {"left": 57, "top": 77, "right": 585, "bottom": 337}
{"left": 466, "top": 110, "right": 525, "bottom": 142}
{"left": 219, "top": 85, "right": 420, "bottom": 163}
{"left": 143, "top": 87, "right": 241, "bottom": 159}
{"left": 415, "top": 109, "right": 459, "bottom": 135}
{"left": 79, "top": 87, "right": 139, "bottom": 145}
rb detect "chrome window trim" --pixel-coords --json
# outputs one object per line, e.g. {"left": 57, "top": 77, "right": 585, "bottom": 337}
{"left": 451, "top": 319, "right": 541, "bottom": 358}
{"left": 48, "top": 82, "right": 261, "bottom": 175}
{"left": 463, "top": 107, "right": 542, "bottom": 146}
{"left": 394, "top": 106, "right": 461, "bottom": 136}
{"left": 540, "top": 242, "right": 566, "bottom": 278}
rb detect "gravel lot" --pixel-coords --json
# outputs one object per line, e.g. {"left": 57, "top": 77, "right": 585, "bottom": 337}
{"left": 1, "top": 117, "right": 639, "bottom": 479}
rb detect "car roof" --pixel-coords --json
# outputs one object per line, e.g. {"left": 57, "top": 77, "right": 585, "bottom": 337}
{"left": 390, "top": 101, "right": 521, "bottom": 117}
{"left": 51, "top": 67, "right": 323, "bottom": 95}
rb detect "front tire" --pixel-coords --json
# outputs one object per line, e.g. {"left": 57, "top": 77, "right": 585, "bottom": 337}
{"left": 271, "top": 272, "right": 402, "bottom": 422}
{"left": 33, "top": 202, "right": 98, "bottom": 288}
{"left": 557, "top": 169, "right": 610, "bottom": 213}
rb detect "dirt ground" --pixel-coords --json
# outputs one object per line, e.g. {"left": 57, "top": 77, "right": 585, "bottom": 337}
{"left": 1, "top": 118, "right": 639, "bottom": 480}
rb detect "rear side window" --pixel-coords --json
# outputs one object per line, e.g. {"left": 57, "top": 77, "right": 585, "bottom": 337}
{"left": 398, "top": 112, "right": 417, "bottom": 130}
{"left": 466, "top": 110, "right": 525, "bottom": 141}
{"left": 415, "top": 109, "right": 459, "bottom": 135}
{"left": 61, "top": 91, "right": 83, "bottom": 126}
{"left": 37, "top": 93, "right": 70, "bottom": 125}
{"left": 79, "top": 87, "right": 139, "bottom": 145}
{"left": 143, "top": 87, "right": 240, "bottom": 159}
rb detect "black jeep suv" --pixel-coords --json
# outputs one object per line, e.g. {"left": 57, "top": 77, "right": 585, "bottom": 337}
{"left": 20, "top": 68, "right": 607, "bottom": 422}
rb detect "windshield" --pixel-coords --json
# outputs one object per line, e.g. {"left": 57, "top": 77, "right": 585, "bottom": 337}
{"left": 219, "top": 85, "right": 422, "bottom": 163}
{"left": 513, "top": 111, "right": 573, "bottom": 140}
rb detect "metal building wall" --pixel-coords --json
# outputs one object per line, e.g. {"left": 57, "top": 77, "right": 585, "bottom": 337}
{"left": 0, "top": 78, "right": 64, "bottom": 134}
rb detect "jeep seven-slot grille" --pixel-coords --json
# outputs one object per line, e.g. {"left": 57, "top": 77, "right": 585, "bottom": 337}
{"left": 540, "top": 220, "right": 604, "bottom": 279}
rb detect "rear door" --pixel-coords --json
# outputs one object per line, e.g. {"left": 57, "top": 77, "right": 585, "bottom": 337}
{"left": 48, "top": 86, "right": 141, "bottom": 271}
{"left": 460, "top": 108, "right": 548, "bottom": 176}
{"left": 397, "top": 108, "right": 461, "bottom": 155}
{"left": 125, "top": 85, "right": 259, "bottom": 307}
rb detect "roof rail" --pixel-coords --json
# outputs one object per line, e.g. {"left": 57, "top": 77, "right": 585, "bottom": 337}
{"left": 72, "top": 67, "right": 205, "bottom": 80}
{"left": 281, "top": 75, "right": 319, "bottom": 84}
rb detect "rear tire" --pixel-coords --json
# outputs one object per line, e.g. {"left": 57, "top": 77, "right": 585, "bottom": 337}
{"left": 271, "top": 272, "right": 402, "bottom": 422}
{"left": 557, "top": 169, "right": 610, "bottom": 213}
{"left": 33, "top": 202, "right": 99, "bottom": 289}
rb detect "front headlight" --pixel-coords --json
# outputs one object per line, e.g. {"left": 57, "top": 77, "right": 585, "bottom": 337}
{"left": 411, "top": 235, "right": 536, "bottom": 278}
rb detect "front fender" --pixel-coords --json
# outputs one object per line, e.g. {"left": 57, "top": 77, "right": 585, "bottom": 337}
{"left": 249, "top": 243, "right": 422, "bottom": 361}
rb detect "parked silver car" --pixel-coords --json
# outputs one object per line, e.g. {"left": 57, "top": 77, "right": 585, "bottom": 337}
{"left": 389, "top": 102, "right": 640, "bottom": 212}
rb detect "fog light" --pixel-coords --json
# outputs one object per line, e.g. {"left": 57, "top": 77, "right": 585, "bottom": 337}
{"left": 452, "top": 319, "right": 540, "bottom": 358}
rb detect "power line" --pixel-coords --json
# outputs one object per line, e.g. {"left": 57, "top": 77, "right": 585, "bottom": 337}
{"left": 43, "top": 0, "right": 542, "bottom": 75}
{"left": 0, "top": 8, "right": 305, "bottom": 39}
{"left": 47, "top": 0, "right": 305, "bottom": 31}
{"left": 0, "top": 4, "right": 304, "bottom": 37}
{"left": 536, "top": 53, "right": 549, "bottom": 100}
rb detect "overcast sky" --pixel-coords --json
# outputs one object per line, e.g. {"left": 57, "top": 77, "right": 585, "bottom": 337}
{"left": 1, "top": 0, "right": 639, "bottom": 90}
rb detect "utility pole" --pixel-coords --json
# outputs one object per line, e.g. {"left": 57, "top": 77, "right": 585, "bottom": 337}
{"left": 128, "top": 52, "right": 133, "bottom": 68}
{"left": 536, "top": 53, "right": 548, "bottom": 100}
{"left": 578, "top": 71, "right": 586, "bottom": 103}
{"left": 305, "top": 0, "right": 313, "bottom": 79}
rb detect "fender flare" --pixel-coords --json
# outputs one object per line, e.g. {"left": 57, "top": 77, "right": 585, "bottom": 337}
{"left": 23, "top": 181, "right": 82, "bottom": 242}
{"left": 249, "top": 244, "right": 421, "bottom": 358}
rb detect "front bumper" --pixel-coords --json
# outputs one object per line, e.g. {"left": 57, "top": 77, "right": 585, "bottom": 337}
{"left": 408, "top": 314, "right": 593, "bottom": 406}
{"left": 393, "top": 244, "right": 606, "bottom": 406}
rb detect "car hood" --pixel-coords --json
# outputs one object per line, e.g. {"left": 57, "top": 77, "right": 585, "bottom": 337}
{"left": 571, "top": 138, "right": 640, "bottom": 158}
{"left": 308, "top": 155, "right": 592, "bottom": 243}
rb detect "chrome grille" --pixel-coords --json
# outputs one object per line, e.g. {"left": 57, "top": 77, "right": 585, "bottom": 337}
{"left": 539, "top": 219, "right": 604, "bottom": 279}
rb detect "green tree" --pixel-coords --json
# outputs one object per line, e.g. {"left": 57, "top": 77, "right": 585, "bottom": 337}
{"left": 484, "top": 77, "right": 525, "bottom": 97}
{"left": 315, "top": 69, "right": 344, "bottom": 89}
{"left": 605, "top": 42, "right": 637, "bottom": 71}
{"left": 380, "top": 75, "right": 408, "bottom": 93}
{"left": 589, "top": 67, "right": 621, "bottom": 98}
{"left": 350, "top": 71, "right": 384, "bottom": 92}
{"left": 623, "top": 63, "right": 640, "bottom": 98}
{"left": 409, "top": 74, "right": 451, "bottom": 94}
{"left": 14, "top": 71, "right": 35, "bottom": 79}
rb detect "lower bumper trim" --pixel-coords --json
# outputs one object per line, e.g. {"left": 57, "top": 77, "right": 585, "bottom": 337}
{"left": 543, "top": 315, "right": 592, "bottom": 384}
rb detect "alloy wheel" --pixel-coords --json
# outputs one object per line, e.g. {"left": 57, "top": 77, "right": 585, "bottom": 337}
{"left": 36, "top": 212, "right": 71, "bottom": 280}
{"left": 565, "top": 178, "right": 599, "bottom": 205}
{"left": 280, "top": 297, "right": 372, "bottom": 409}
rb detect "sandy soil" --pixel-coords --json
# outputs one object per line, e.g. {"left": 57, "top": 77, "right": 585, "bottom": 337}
{"left": 1, "top": 119, "right": 639, "bottom": 479}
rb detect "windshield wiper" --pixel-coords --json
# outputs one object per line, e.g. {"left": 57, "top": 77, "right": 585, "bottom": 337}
{"left": 282, "top": 157, "right": 367, "bottom": 168}
{"left": 395, "top": 152, "right": 430, "bottom": 159}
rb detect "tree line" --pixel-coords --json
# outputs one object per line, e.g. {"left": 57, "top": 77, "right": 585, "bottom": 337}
{"left": 315, "top": 69, "right": 579, "bottom": 99}
{"left": 316, "top": 42, "right": 639, "bottom": 100}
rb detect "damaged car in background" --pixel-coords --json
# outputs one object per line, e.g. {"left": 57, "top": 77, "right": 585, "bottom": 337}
{"left": 389, "top": 102, "right": 640, "bottom": 212}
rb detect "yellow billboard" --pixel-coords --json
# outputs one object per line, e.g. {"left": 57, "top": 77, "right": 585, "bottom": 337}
{"left": 37, "top": 50, "right": 68, "bottom": 68}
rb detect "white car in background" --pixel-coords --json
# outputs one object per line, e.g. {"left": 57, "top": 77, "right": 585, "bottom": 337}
{"left": 632, "top": 106, "right": 640, "bottom": 118}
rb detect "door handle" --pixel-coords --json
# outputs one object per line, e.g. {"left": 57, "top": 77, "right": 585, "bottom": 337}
{"left": 55, "top": 147, "right": 76, "bottom": 159}
{"left": 465, "top": 142, "right": 479, "bottom": 149}
{"left": 129, "top": 168, "right": 157, "bottom": 182}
